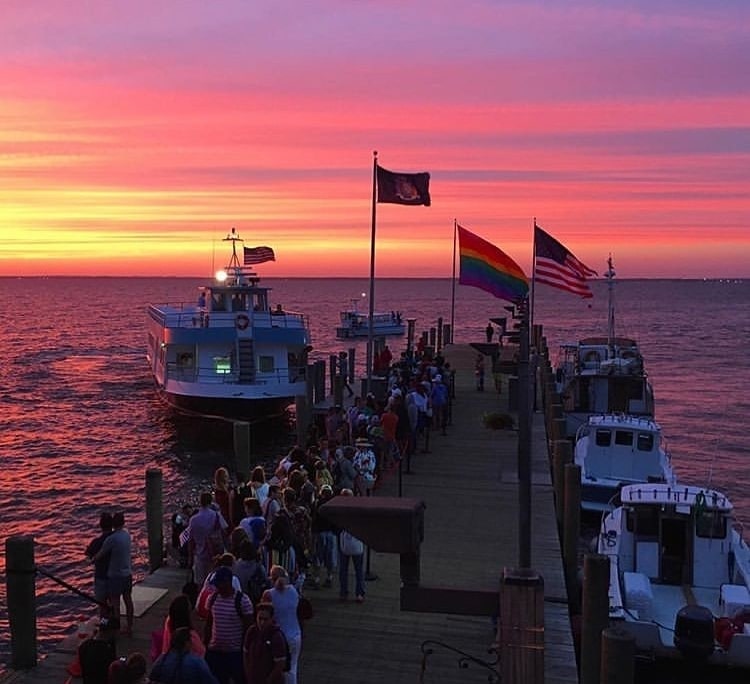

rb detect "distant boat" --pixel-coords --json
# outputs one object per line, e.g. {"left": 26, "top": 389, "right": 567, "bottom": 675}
{"left": 335, "top": 297, "right": 405, "bottom": 339}
{"left": 574, "top": 414, "right": 675, "bottom": 514}
{"left": 598, "top": 483, "right": 750, "bottom": 668}
{"left": 555, "top": 257, "right": 655, "bottom": 439}
{"left": 146, "top": 227, "right": 312, "bottom": 419}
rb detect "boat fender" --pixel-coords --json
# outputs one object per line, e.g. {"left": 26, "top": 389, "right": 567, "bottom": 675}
{"left": 236, "top": 314, "right": 250, "bottom": 330}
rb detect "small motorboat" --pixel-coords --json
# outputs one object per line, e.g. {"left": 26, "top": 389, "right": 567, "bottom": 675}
{"left": 598, "top": 483, "right": 750, "bottom": 668}
{"left": 335, "top": 297, "right": 405, "bottom": 339}
{"left": 555, "top": 257, "right": 654, "bottom": 439}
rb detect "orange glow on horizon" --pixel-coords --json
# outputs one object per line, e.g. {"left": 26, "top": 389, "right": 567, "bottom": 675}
{"left": 0, "top": 2, "right": 748, "bottom": 279}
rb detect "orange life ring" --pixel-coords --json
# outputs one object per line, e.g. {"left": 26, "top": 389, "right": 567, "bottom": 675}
{"left": 236, "top": 314, "right": 250, "bottom": 330}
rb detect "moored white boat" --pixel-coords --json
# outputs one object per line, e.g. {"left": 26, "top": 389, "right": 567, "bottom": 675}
{"left": 555, "top": 257, "right": 654, "bottom": 439}
{"left": 146, "top": 228, "right": 312, "bottom": 419}
{"left": 574, "top": 414, "right": 675, "bottom": 514}
{"left": 335, "top": 298, "right": 405, "bottom": 339}
{"left": 598, "top": 483, "right": 750, "bottom": 668}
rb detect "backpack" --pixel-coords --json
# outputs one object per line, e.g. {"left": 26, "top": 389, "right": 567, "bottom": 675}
{"left": 246, "top": 564, "right": 271, "bottom": 606}
{"left": 267, "top": 509, "right": 296, "bottom": 552}
{"left": 206, "top": 590, "right": 252, "bottom": 642}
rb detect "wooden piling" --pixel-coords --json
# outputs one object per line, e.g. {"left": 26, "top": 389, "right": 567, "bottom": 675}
{"left": 347, "top": 348, "right": 356, "bottom": 391}
{"left": 233, "top": 421, "right": 251, "bottom": 471}
{"left": 436, "top": 317, "right": 443, "bottom": 350}
{"left": 6, "top": 535, "right": 37, "bottom": 669}
{"left": 581, "top": 554, "right": 611, "bottom": 684}
{"left": 563, "top": 463, "right": 581, "bottom": 602}
{"left": 500, "top": 568, "right": 544, "bottom": 684}
{"left": 145, "top": 468, "right": 163, "bottom": 572}
{"left": 552, "top": 440, "right": 573, "bottom": 530}
{"left": 333, "top": 375, "right": 344, "bottom": 407}
{"left": 600, "top": 627, "right": 635, "bottom": 684}
{"left": 442, "top": 323, "right": 451, "bottom": 346}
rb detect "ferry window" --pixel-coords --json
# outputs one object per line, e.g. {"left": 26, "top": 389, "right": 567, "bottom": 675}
{"left": 595, "top": 429, "right": 611, "bottom": 447}
{"left": 214, "top": 357, "right": 231, "bottom": 375}
{"left": 258, "top": 356, "right": 275, "bottom": 373}
{"left": 636, "top": 433, "right": 654, "bottom": 451}
{"left": 615, "top": 430, "right": 633, "bottom": 447}
{"left": 626, "top": 507, "right": 659, "bottom": 537}
{"left": 212, "top": 293, "right": 226, "bottom": 311}
{"left": 695, "top": 510, "right": 727, "bottom": 539}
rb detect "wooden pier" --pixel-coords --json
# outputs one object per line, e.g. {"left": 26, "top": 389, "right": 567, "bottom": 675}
{"left": 2, "top": 343, "right": 577, "bottom": 684}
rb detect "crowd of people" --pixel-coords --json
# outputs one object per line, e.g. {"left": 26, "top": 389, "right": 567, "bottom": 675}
{"left": 77, "top": 348, "right": 455, "bottom": 683}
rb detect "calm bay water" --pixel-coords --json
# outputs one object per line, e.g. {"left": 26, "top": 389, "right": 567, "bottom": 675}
{"left": 0, "top": 276, "right": 748, "bottom": 668}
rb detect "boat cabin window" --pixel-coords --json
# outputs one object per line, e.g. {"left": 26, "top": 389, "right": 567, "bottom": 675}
{"left": 626, "top": 506, "right": 659, "bottom": 538}
{"left": 595, "top": 429, "right": 612, "bottom": 447}
{"left": 258, "top": 356, "right": 275, "bottom": 373}
{"left": 636, "top": 432, "right": 654, "bottom": 451}
{"left": 214, "top": 356, "right": 231, "bottom": 375}
{"left": 212, "top": 293, "right": 226, "bottom": 311}
{"left": 695, "top": 509, "right": 727, "bottom": 539}
{"left": 614, "top": 430, "right": 633, "bottom": 447}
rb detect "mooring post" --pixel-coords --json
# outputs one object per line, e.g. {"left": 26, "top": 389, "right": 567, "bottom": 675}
{"left": 563, "top": 462, "right": 581, "bottom": 601}
{"left": 552, "top": 440, "right": 572, "bottom": 531}
{"left": 233, "top": 421, "right": 251, "bottom": 472}
{"left": 145, "top": 468, "right": 164, "bottom": 572}
{"left": 500, "top": 567, "right": 544, "bottom": 684}
{"left": 581, "top": 553, "right": 611, "bottom": 684}
{"left": 436, "top": 317, "right": 443, "bottom": 351}
{"left": 600, "top": 626, "right": 635, "bottom": 684}
{"left": 6, "top": 535, "right": 37, "bottom": 668}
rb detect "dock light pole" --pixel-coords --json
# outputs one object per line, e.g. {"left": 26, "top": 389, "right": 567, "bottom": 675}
{"left": 517, "top": 298, "right": 532, "bottom": 569}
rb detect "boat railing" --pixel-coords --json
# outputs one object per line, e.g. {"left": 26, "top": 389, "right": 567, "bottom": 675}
{"left": 151, "top": 305, "right": 308, "bottom": 330}
{"left": 166, "top": 363, "right": 307, "bottom": 385}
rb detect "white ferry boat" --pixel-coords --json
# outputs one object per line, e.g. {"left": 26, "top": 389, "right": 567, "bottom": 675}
{"left": 598, "top": 483, "right": 750, "bottom": 668}
{"left": 574, "top": 414, "right": 674, "bottom": 514}
{"left": 146, "top": 228, "right": 312, "bottom": 419}
{"left": 555, "top": 257, "right": 654, "bottom": 439}
{"left": 335, "top": 298, "right": 405, "bottom": 339}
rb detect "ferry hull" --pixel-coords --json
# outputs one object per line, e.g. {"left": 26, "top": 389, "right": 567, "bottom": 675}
{"left": 154, "top": 383, "right": 293, "bottom": 421}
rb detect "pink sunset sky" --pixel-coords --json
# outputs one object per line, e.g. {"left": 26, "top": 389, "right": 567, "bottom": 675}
{"left": 0, "top": 0, "right": 748, "bottom": 278}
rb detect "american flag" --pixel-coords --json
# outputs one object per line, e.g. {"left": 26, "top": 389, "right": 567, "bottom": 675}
{"left": 243, "top": 246, "right": 275, "bottom": 265}
{"left": 534, "top": 225, "right": 597, "bottom": 298}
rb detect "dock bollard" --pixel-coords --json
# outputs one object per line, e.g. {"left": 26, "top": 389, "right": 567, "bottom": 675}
{"left": 581, "top": 553, "right": 611, "bottom": 684}
{"left": 146, "top": 468, "right": 164, "bottom": 572}
{"left": 6, "top": 534, "right": 37, "bottom": 668}
{"left": 600, "top": 627, "right": 635, "bottom": 684}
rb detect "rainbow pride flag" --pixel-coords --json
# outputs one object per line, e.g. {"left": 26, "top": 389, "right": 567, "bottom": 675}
{"left": 458, "top": 225, "right": 529, "bottom": 303}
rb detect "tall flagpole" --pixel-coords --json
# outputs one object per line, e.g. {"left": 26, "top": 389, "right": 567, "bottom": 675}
{"left": 366, "top": 151, "right": 378, "bottom": 396}
{"left": 450, "top": 218, "right": 457, "bottom": 344}
{"left": 530, "top": 217, "right": 537, "bottom": 333}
